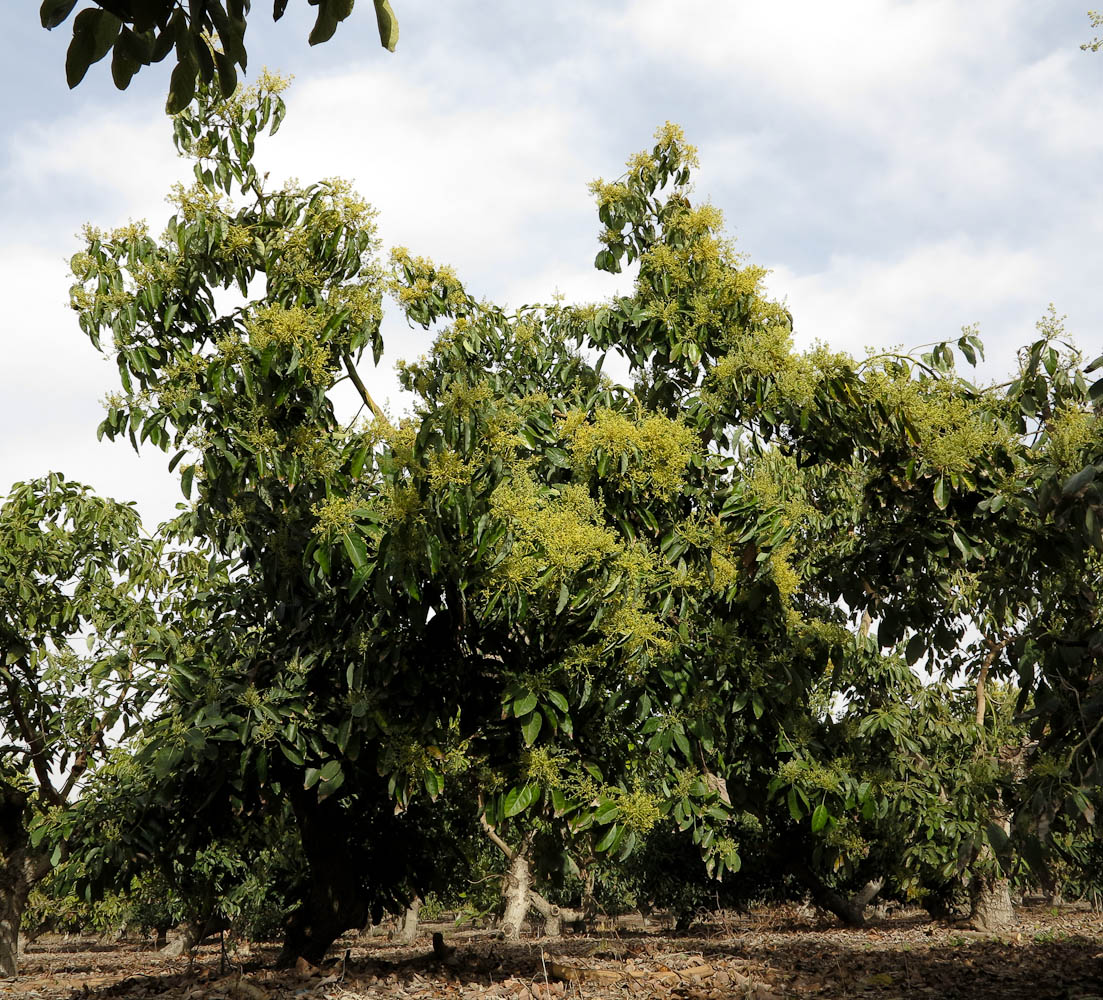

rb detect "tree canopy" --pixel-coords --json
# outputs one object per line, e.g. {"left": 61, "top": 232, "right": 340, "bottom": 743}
{"left": 3, "top": 73, "right": 1101, "bottom": 970}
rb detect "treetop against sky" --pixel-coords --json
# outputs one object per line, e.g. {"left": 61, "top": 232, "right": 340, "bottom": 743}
{"left": 2, "top": 4, "right": 1102, "bottom": 528}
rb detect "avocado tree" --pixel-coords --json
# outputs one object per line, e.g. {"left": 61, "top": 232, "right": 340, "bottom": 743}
{"left": 65, "top": 71, "right": 1102, "bottom": 957}
{"left": 66, "top": 71, "right": 888, "bottom": 958}
{"left": 0, "top": 474, "right": 166, "bottom": 977}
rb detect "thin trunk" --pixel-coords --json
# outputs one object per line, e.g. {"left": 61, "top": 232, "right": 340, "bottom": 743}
{"left": 848, "top": 877, "right": 884, "bottom": 917}
{"left": 394, "top": 897, "right": 420, "bottom": 944}
{"left": 0, "top": 893, "right": 19, "bottom": 979}
{"left": 969, "top": 639, "right": 1015, "bottom": 933}
{"left": 528, "top": 889, "right": 585, "bottom": 938}
{"left": 500, "top": 850, "right": 532, "bottom": 941}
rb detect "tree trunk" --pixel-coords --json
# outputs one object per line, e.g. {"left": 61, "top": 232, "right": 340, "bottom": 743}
{"left": 277, "top": 791, "right": 372, "bottom": 967}
{"left": 528, "top": 889, "right": 585, "bottom": 938}
{"left": 849, "top": 877, "right": 884, "bottom": 917}
{"left": 0, "top": 890, "right": 20, "bottom": 980}
{"left": 0, "top": 785, "right": 50, "bottom": 978}
{"left": 500, "top": 850, "right": 532, "bottom": 941}
{"left": 969, "top": 869, "right": 1015, "bottom": 932}
{"left": 792, "top": 861, "right": 867, "bottom": 927}
{"left": 394, "top": 897, "right": 420, "bottom": 944}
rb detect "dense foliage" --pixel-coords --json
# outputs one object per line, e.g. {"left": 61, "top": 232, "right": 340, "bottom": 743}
{"left": 3, "top": 76, "right": 1101, "bottom": 970}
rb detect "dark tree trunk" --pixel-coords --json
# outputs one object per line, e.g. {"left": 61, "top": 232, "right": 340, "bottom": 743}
{"left": 0, "top": 785, "right": 49, "bottom": 978}
{"left": 277, "top": 792, "right": 371, "bottom": 967}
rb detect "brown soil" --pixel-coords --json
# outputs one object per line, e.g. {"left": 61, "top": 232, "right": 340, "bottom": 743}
{"left": 2, "top": 902, "right": 1101, "bottom": 1000}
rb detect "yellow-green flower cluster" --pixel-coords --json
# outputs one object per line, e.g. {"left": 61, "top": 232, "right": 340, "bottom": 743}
{"left": 491, "top": 476, "right": 617, "bottom": 580}
{"left": 246, "top": 303, "right": 335, "bottom": 387}
{"left": 1044, "top": 404, "right": 1098, "bottom": 478}
{"left": 868, "top": 371, "right": 1010, "bottom": 477}
{"left": 311, "top": 492, "right": 369, "bottom": 537}
{"left": 561, "top": 408, "right": 695, "bottom": 501}
{"left": 389, "top": 247, "right": 470, "bottom": 313}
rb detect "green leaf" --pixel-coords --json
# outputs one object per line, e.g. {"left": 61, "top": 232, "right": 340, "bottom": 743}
{"left": 811, "top": 802, "right": 829, "bottom": 833}
{"left": 521, "top": 710, "right": 542, "bottom": 745}
{"left": 595, "top": 822, "right": 621, "bottom": 852}
{"left": 592, "top": 799, "right": 620, "bottom": 824}
{"left": 214, "top": 47, "right": 239, "bottom": 98}
{"left": 165, "top": 58, "right": 197, "bottom": 113}
{"left": 512, "top": 690, "right": 538, "bottom": 717}
{"left": 1062, "top": 465, "right": 1097, "bottom": 498}
{"left": 41, "top": 0, "right": 79, "bottom": 30}
{"left": 373, "top": 0, "right": 400, "bottom": 51}
{"left": 555, "top": 580, "right": 570, "bottom": 614}
{"left": 66, "top": 8, "right": 121, "bottom": 88}
{"left": 503, "top": 783, "right": 539, "bottom": 818}
{"left": 309, "top": 3, "right": 340, "bottom": 45}
{"left": 904, "top": 633, "right": 925, "bottom": 666}
{"left": 342, "top": 531, "right": 368, "bottom": 570}
{"left": 546, "top": 690, "right": 569, "bottom": 713}
{"left": 111, "top": 38, "right": 140, "bottom": 90}
{"left": 208, "top": 2, "right": 247, "bottom": 66}
{"left": 933, "top": 476, "right": 948, "bottom": 510}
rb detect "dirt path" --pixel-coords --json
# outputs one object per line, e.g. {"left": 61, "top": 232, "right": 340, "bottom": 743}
{"left": 3, "top": 903, "right": 1101, "bottom": 999}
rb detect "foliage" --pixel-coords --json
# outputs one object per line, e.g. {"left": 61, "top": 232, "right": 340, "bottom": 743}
{"left": 40, "top": 0, "right": 399, "bottom": 111}
{"left": 58, "top": 72, "right": 1103, "bottom": 957}
{"left": 0, "top": 474, "right": 170, "bottom": 975}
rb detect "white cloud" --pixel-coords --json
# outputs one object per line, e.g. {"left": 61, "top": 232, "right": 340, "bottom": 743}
{"left": 764, "top": 236, "right": 1045, "bottom": 369}
{"left": 0, "top": 245, "right": 182, "bottom": 526}
{"left": 614, "top": 0, "right": 1017, "bottom": 125}
{"left": 269, "top": 64, "right": 599, "bottom": 296}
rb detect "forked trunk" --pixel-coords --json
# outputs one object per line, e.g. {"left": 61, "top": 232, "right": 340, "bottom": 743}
{"left": 792, "top": 861, "right": 870, "bottom": 927}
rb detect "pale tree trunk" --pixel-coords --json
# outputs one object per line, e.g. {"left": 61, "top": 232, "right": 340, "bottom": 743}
{"left": 0, "top": 891, "right": 20, "bottom": 980}
{"left": 394, "top": 897, "right": 420, "bottom": 944}
{"left": 969, "top": 867, "right": 1015, "bottom": 931}
{"left": 500, "top": 849, "right": 532, "bottom": 941}
{"left": 0, "top": 850, "right": 50, "bottom": 977}
{"left": 968, "top": 643, "right": 1015, "bottom": 934}
{"left": 479, "top": 816, "right": 585, "bottom": 941}
{"left": 849, "top": 877, "right": 885, "bottom": 917}
{"left": 969, "top": 813, "right": 1014, "bottom": 932}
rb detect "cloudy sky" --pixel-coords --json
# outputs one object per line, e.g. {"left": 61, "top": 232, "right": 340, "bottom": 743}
{"left": 2, "top": 2, "right": 1101, "bottom": 530}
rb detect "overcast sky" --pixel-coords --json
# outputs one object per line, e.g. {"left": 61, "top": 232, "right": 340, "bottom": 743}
{"left": 2, "top": 2, "right": 1101, "bottom": 530}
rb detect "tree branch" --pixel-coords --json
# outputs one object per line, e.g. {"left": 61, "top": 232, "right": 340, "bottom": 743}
{"left": 342, "top": 352, "right": 389, "bottom": 427}
{"left": 477, "top": 796, "right": 515, "bottom": 860}
{"left": 2, "top": 672, "right": 63, "bottom": 808}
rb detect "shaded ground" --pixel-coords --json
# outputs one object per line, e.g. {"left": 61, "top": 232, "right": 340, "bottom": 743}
{"left": 3, "top": 902, "right": 1102, "bottom": 999}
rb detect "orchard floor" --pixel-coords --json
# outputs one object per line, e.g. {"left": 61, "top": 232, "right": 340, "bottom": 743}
{"left": 4, "top": 903, "right": 1102, "bottom": 1000}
